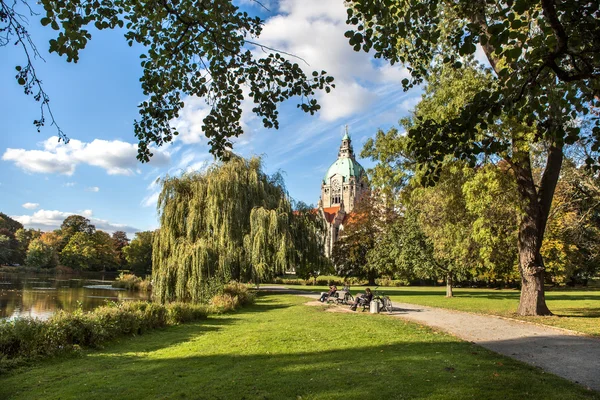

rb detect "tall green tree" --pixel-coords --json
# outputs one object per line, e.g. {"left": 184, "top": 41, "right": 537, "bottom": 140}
{"left": 346, "top": 0, "right": 600, "bottom": 315}
{"left": 58, "top": 215, "right": 96, "bottom": 253}
{"left": 153, "top": 155, "right": 324, "bottom": 303}
{"left": 0, "top": 234, "right": 12, "bottom": 265}
{"left": 60, "top": 232, "right": 97, "bottom": 270}
{"left": 123, "top": 231, "right": 154, "bottom": 276}
{"left": 542, "top": 158, "right": 600, "bottom": 283}
{"left": 14, "top": 228, "right": 41, "bottom": 265}
{"left": 60, "top": 230, "right": 118, "bottom": 271}
{"left": 2, "top": 0, "right": 333, "bottom": 158}
{"left": 368, "top": 211, "right": 438, "bottom": 285}
{"left": 289, "top": 202, "right": 330, "bottom": 281}
{"left": 410, "top": 163, "right": 478, "bottom": 296}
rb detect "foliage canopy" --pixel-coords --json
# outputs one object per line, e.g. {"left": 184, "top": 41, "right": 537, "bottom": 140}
{"left": 1, "top": 0, "right": 334, "bottom": 159}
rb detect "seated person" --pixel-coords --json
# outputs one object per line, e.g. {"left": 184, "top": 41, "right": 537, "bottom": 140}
{"left": 350, "top": 288, "right": 372, "bottom": 311}
{"left": 319, "top": 283, "right": 338, "bottom": 302}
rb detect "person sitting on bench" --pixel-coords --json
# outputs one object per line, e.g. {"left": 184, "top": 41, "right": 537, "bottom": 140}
{"left": 350, "top": 288, "right": 373, "bottom": 311}
{"left": 319, "top": 283, "right": 338, "bottom": 302}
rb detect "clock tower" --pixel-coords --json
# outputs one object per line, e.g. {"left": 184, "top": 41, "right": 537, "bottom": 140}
{"left": 318, "top": 127, "right": 369, "bottom": 257}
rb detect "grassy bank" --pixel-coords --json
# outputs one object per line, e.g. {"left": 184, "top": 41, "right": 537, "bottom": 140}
{"left": 0, "top": 282, "right": 253, "bottom": 371}
{"left": 0, "top": 294, "right": 597, "bottom": 399}
{"left": 285, "top": 285, "right": 600, "bottom": 336}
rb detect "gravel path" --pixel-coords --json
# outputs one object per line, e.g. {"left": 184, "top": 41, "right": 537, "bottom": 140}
{"left": 260, "top": 286, "right": 600, "bottom": 392}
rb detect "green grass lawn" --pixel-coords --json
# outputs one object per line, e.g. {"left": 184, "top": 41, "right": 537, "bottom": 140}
{"left": 1, "top": 294, "right": 597, "bottom": 400}
{"left": 285, "top": 285, "right": 600, "bottom": 336}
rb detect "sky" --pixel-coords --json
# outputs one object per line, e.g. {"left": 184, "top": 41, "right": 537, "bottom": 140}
{"left": 0, "top": 0, "right": 423, "bottom": 238}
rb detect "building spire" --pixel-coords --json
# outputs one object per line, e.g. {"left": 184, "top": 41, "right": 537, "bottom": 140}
{"left": 338, "top": 125, "right": 354, "bottom": 159}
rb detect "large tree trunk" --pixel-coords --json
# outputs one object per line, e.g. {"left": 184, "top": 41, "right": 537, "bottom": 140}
{"left": 367, "top": 271, "right": 376, "bottom": 286}
{"left": 445, "top": 271, "right": 453, "bottom": 297}
{"left": 510, "top": 143, "right": 563, "bottom": 316}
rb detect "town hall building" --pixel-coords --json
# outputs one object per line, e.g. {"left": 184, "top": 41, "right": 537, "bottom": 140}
{"left": 318, "top": 129, "right": 369, "bottom": 257}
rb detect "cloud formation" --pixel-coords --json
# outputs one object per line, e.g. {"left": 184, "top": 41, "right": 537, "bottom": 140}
{"left": 12, "top": 209, "right": 139, "bottom": 235}
{"left": 85, "top": 186, "right": 100, "bottom": 192}
{"left": 22, "top": 203, "right": 40, "bottom": 210}
{"left": 2, "top": 136, "right": 171, "bottom": 176}
{"left": 255, "top": 0, "right": 410, "bottom": 122}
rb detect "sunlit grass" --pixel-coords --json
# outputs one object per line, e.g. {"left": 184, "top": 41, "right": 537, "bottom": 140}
{"left": 0, "top": 294, "right": 597, "bottom": 399}
{"left": 286, "top": 285, "right": 600, "bottom": 336}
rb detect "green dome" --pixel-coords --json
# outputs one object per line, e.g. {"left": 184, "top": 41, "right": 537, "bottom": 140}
{"left": 323, "top": 157, "right": 366, "bottom": 183}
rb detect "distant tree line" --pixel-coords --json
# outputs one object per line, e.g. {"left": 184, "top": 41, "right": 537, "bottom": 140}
{"left": 0, "top": 213, "right": 153, "bottom": 275}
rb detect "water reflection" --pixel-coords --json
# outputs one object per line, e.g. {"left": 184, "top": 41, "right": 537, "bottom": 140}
{"left": 0, "top": 272, "right": 151, "bottom": 320}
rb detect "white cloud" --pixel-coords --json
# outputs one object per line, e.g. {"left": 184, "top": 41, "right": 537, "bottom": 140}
{"left": 63, "top": 182, "right": 76, "bottom": 187}
{"left": 398, "top": 96, "right": 421, "bottom": 113}
{"left": 2, "top": 136, "right": 171, "bottom": 176}
{"left": 12, "top": 209, "right": 139, "bottom": 235}
{"left": 22, "top": 202, "right": 40, "bottom": 210}
{"left": 251, "top": 0, "right": 411, "bottom": 122}
{"left": 141, "top": 191, "right": 160, "bottom": 208}
{"left": 172, "top": 96, "right": 211, "bottom": 144}
{"left": 85, "top": 186, "right": 100, "bottom": 192}
{"left": 169, "top": 0, "right": 412, "bottom": 149}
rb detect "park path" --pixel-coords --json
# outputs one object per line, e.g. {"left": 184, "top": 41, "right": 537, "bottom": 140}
{"left": 260, "top": 286, "right": 600, "bottom": 392}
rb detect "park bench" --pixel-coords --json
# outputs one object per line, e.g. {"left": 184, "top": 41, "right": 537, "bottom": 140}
{"left": 325, "top": 290, "right": 353, "bottom": 305}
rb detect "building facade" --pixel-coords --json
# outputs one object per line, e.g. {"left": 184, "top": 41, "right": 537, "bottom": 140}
{"left": 318, "top": 129, "right": 369, "bottom": 257}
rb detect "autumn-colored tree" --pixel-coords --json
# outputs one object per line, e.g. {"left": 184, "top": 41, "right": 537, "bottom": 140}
{"left": 26, "top": 238, "right": 58, "bottom": 268}
{"left": 111, "top": 231, "right": 130, "bottom": 268}
{"left": 332, "top": 191, "right": 394, "bottom": 285}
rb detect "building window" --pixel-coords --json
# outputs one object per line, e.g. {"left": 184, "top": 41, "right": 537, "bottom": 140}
{"left": 331, "top": 181, "right": 341, "bottom": 204}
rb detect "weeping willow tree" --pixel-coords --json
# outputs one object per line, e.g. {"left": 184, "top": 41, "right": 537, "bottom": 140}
{"left": 290, "top": 202, "right": 331, "bottom": 280}
{"left": 152, "top": 155, "right": 327, "bottom": 304}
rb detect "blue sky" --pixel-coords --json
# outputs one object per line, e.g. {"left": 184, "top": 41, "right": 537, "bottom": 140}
{"left": 0, "top": 0, "right": 422, "bottom": 238}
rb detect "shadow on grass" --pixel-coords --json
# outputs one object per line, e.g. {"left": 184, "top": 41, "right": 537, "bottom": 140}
{"left": 9, "top": 339, "right": 597, "bottom": 399}
{"left": 553, "top": 308, "right": 600, "bottom": 318}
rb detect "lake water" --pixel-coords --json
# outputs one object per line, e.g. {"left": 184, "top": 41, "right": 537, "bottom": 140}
{"left": 0, "top": 272, "right": 151, "bottom": 321}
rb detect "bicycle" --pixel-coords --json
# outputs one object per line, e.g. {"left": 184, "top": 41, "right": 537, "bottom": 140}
{"left": 372, "top": 287, "right": 394, "bottom": 314}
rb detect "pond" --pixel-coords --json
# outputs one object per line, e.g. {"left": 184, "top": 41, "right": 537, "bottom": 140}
{"left": 0, "top": 272, "right": 151, "bottom": 321}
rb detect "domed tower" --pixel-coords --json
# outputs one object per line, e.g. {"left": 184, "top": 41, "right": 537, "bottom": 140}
{"left": 319, "top": 127, "right": 369, "bottom": 257}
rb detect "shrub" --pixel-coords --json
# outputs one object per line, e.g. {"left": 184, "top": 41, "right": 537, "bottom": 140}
{"left": 112, "top": 272, "right": 152, "bottom": 292}
{"left": 376, "top": 278, "right": 408, "bottom": 287}
{"left": 0, "top": 300, "right": 218, "bottom": 373}
{"left": 166, "top": 303, "right": 209, "bottom": 324}
{"left": 210, "top": 281, "right": 255, "bottom": 312}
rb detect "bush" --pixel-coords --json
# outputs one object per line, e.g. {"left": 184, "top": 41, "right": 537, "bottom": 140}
{"left": 210, "top": 281, "right": 255, "bottom": 313}
{"left": 0, "top": 300, "right": 216, "bottom": 373}
{"left": 376, "top": 278, "right": 408, "bottom": 287}
{"left": 112, "top": 272, "right": 152, "bottom": 292}
{"left": 0, "top": 281, "right": 258, "bottom": 373}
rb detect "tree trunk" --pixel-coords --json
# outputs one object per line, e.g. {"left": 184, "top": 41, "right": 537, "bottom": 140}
{"left": 446, "top": 271, "right": 453, "bottom": 297}
{"left": 367, "top": 270, "right": 376, "bottom": 286}
{"left": 516, "top": 208, "right": 551, "bottom": 315}
{"left": 510, "top": 143, "right": 562, "bottom": 316}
